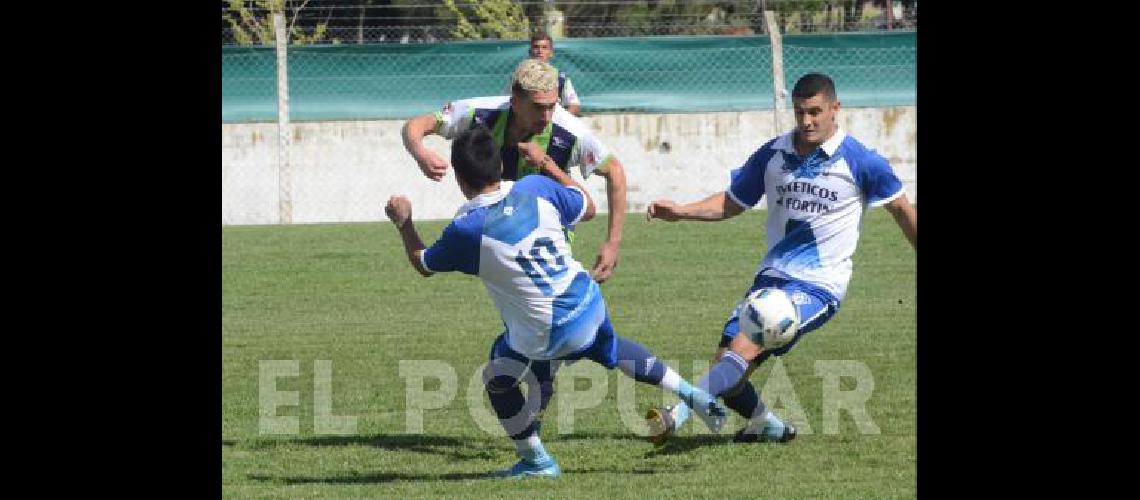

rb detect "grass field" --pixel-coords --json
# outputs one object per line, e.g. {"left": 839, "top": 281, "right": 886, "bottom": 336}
{"left": 222, "top": 208, "right": 916, "bottom": 498}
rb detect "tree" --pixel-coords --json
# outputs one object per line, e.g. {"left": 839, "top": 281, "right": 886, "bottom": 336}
{"left": 442, "top": 0, "right": 530, "bottom": 40}
{"left": 222, "top": 0, "right": 332, "bottom": 45}
{"left": 843, "top": 0, "right": 866, "bottom": 30}
{"left": 765, "top": 0, "right": 827, "bottom": 33}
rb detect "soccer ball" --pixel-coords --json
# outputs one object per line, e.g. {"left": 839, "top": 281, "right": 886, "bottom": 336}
{"left": 739, "top": 288, "right": 800, "bottom": 348}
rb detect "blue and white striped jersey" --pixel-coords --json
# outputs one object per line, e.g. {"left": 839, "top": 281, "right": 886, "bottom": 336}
{"left": 727, "top": 129, "right": 905, "bottom": 301}
{"left": 421, "top": 175, "right": 603, "bottom": 360}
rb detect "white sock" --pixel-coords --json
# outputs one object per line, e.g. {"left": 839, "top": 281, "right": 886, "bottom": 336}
{"left": 745, "top": 409, "right": 773, "bottom": 433}
{"left": 513, "top": 434, "right": 549, "bottom": 461}
{"left": 659, "top": 367, "right": 684, "bottom": 394}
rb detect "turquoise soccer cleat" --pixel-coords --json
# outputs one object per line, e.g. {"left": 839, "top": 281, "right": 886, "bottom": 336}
{"left": 498, "top": 456, "right": 561, "bottom": 479}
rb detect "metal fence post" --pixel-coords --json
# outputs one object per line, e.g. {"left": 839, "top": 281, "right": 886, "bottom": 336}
{"left": 274, "top": 13, "right": 293, "bottom": 225}
{"left": 763, "top": 11, "right": 785, "bottom": 133}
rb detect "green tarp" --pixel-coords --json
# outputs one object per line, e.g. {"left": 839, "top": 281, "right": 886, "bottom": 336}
{"left": 222, "top": 32, "right": 915, "bottom": 123}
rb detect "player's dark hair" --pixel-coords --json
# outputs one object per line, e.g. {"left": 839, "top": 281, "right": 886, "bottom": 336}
{"left": 792, "top": 73, "right": 837, "bottom": 102}
{"left": 530, "top": 31, "right": 553, "bottom": 46}
{"left": 451, "top": 125, "right": 502, "bottom": 190}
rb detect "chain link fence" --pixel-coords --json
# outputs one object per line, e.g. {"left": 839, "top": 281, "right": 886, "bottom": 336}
{"left": 222, "top": 1, "right": 916, "bottom": 46}
{"left": 222, "top": 1, "right": 916, "bottom": 225}
{"left": 223, "top": 34, "right": 913, "bottom": 122}
{"left": 783, "top": 44, "right": 916, "bottom": 108}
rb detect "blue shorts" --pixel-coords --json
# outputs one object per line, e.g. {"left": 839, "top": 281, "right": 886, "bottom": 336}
{"left": 487, "top": 314, "right": 619, "bottom": 386}
{"left": 720, "top": 272, "right": 840, "bottom": 364}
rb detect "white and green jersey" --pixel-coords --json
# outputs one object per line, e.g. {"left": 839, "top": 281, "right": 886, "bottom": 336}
{"left": 555, "top": 69, "right": 580, "bottom": 108}
{"left": 434, "top": 95, "right": 610, "bottom": 181}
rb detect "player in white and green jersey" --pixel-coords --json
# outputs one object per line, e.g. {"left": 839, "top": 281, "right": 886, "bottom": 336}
{"left": 402, "top": 59, "right": 625, "bottom": 285}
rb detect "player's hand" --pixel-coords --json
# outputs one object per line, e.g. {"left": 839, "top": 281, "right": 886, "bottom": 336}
{"left": 516, "top": 142, "right": 548, "bottom": 170}
{"left": 591, "top": 241, "right": 620, "bottom": 283}
{"left": 414, "top": 148, "right": 449, "bottom": 182}
{"left": 647, "top": 199, "right": 682, "bottom": 222}
{"left": 385, "top": 195, "right": 413, "bottom": 227}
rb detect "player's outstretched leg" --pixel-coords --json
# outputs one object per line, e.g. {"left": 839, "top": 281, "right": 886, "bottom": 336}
{"left": 603, "top": 335, "right": 727, "bottom": 443}
{"left": 569, "top": 316, "right": 727, "bottom": 446}
{"left": 647, "top": 349, "right": 752, "bottom": 445}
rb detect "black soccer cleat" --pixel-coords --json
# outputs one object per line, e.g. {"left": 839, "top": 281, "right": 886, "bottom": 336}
{"left": 733, "top": 423, "right": 797, "bottom": 443}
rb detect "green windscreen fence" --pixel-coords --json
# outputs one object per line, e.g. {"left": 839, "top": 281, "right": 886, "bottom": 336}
{"left": 222, "top": 32, "right": 914, "bottom": 123}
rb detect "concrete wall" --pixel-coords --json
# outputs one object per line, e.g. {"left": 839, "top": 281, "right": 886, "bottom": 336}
{"left": 222, "top": 106, "right": 916, "bottom": 225}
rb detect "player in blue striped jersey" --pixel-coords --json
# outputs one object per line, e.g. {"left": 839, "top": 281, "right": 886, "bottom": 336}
{"left": 384, "top": 125, "right": 726, "bottom": 478}
{"left": 644, "top": 73, "right": 917, "bottom": 445}
{"left": 401, "top": 58, "right": 628, "bottom": 434}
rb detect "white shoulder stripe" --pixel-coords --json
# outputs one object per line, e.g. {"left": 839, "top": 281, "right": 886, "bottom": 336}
{"left": 566, "top": 186, "right": 588, "bottom": 226}
{"left": 868, "top": 187, "right": 906, "bottom": 208}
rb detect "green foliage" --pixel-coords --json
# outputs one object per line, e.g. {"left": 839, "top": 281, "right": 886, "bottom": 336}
{"left": 443, "top": 0, "right": 531, "bottom": 40}
{"left": 564, "top": 0, "right": 758, "bottom": 37}
{"left": 772, "top": 0, "right": 826, "bottom": 33}
{"left": 223, "top": 0, "right": 335, "bottom": 46}
{"left": 613, "top": 3, "right": 653, "bottom": 35}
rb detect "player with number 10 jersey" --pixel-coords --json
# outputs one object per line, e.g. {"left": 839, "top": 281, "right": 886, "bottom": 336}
{"left": 385, "top": 125, "right": 725, "bottom": 478}
{"left": 421, "top": 173, "right": 602, "bottom": 359}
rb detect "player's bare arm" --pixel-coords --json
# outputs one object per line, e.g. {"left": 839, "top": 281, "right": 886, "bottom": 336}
{"left": 384, "top": 195, "right": 432, "bottom": 277}
{"left": 566, "top": 103, "right": 582, "bottom": 116}
{"left": 591, "top": 157, "right": 627, "bottom": 283}
{"left": 884, "top": 195, "right": 917, "bottom": 250}
{"left": 646, "top": 191, "right": 745, "bottom": 222}
{"left": 401, "top": 113, "right": 450, "bottom": 182}
{"left": 517, "top": 142, "right": 596, "bottom": 222}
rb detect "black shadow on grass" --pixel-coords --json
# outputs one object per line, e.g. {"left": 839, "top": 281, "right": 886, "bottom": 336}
{"left": 249, "top": 463, "right": 688, "bottom": 484}
{"left": 550, "top": 431, "right": 730, "bottom": 455}
{"left": 240, "top": 433, "right": 499, "bottom": 460}
{"left": 564, "top": 463, "right": 699, "bottom": 475}
{"left": 553, "top": 431, "right": 652, "bottom": 442}
{"left": 641, "top": 434, "right": 729, "bottom": 456}
{"left": 249, "top": 471, "right": 508, "bottom": 483}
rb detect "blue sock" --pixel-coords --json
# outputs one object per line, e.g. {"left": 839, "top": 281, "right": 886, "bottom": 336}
{"left": 673, "top": 378, "right": 695, "bottom": 402}
{"left": 697, "top": 351, "right": 749, "bottom": 398}
{"left": 614, "top": 336, "right": 666, "bottom": 384}
{"left": 723, "top": 380, "right": 760, "bottom": 419}
{"left": 530, "top": 360, "right": 557, "bottom": 413}
{"left": 537, "top": 380, "right": 555, "bottom": 413}
{"left": 486, "top": 380, "right": 539, "bottom": 440}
